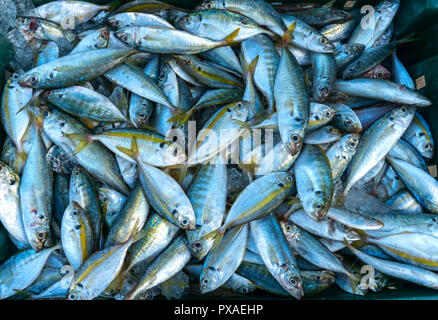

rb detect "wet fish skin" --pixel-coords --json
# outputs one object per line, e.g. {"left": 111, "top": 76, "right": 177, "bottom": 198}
{"left": 326, "top": 133, "right": 360, "bottom": 182}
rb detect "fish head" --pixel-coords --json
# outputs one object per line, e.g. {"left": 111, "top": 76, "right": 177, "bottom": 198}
{"left": 200, "top": 265, "right": 222, "bottom": 293}
{"left": 279, "top": 221, "right": 301, "bottom": 242}
{"left": 19, "top": 70, "right": 44, "bottom": 88}
{"left": 95, "top": 28, "right": 110, "bottom": 48}
{"left": 275, "top": 172, "right": 295, "bottom": 191}
{"left": 371, "top": 271, "right": 388, "bottom": 292}
{"left": 115, "top": 27, "right": 137, "bottom": 46}
{"left": 324, "top": 126, "right": 342, "bottom": 138}
{"left": 0, "top": 161, "right": 20, "bottom": 194}
{"left": 277, "top": 266, "right": 304, "bottom": 299}
{"left": 67, "top": 287, "right": 87, "bottom": 300}
{"left": 63, "top": 201, "right": 85, "bottom": 224}
{"left": 132, "top": 107, "right": 151, "bottom": 128}
{"left": 366, "top": 65, "right": 391, "bottom": 80}
{"left": 343, "top": 133, "right": 360, "bottom": 153}
{"left": 163, "top": 141, "right": 187, "bottom": 166}
{"left": 301, "top": 270, "right": 335, "bottom": 294}
{"left": 28, "top": 215, "right": 51, "bottom": 251}
{"left": 175, "top": 206, "right": 196, "bottom": 230}
{"left": 308, "top": 34, "right": 334, "bottom": 53}
{"left": 41, "top": 107, "right": 74, "bottom": 141}
{"left": 389, "top": 106, "right": 416, "bottom": 128}
{"left": 284, "top": 127, "right": 305, "bottom": 156}
{"left": 314, "top": 81, "right": 331, "bottom": 103}
{"left": 304, "top": 193, "right": 329, "bottom": 222}
{"left": 378, "top": 0, "right": 400, "bottom": 14}
{"left": 309, "top": 103, "right": 335, "bottom": 128}
{"left": 107, "top": 15, "right": 126, "bottom": 29}
{"left": 177, "top": 13, "right": 202, "bottom": 33}
{"left": 196, "top": 0, "right": 225, "bottom": 10}
{"left": 229, "top": 101, "right": 249, "bottom": 121}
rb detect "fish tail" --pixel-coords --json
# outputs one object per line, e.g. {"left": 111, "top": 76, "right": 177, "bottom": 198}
{"left": 222, "top": 28, "right": 240, "bottom": 45}
{"left": 64, "top": 133, "right": 93, "bottom": 158}
{"left": 280, "top": 21, "right": 296, "bottom": 48}
{"left": 13, "top": 289, "right": 32, "bottom": 300}
{"left": 232, "top": 118, "right": 252, "bottom": 131}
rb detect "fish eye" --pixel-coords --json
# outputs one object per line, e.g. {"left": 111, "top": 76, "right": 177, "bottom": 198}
{"left": 291, "top": 134, "right": 299, "bottom": 142}
{"left": 193, "top": 241, "right": 202, "bottom": 249}
{"left": 348, "top": 142, "right": 357, "bottom": 148}
{"left": 12, "top": 73, "right": 19, "bottom": 80}
{"left": 202, "top": 278, "right": 209, "bottom": 285}
{"left": 75, "top": 225, "right": 81, "bottom": 230}
{"left": 377, "top": 72, "right": 385, "bottom": 78}
{"left": 72, "top": 210, "right": 78, "bottom": 216}
{"left": 196, "top": 66, "right": 202, "bottom": 71}
{"left": 185, "top": 59, "right": 192, "bottom": 65}
{"left": 278, "top": 183, "right": 285, "bottom": 188}
{"left": 8, "top": 178, "right": 15, "bottom": 185}
{"left": 205, "top": 2, "right": 212, "bottom": 9}
{"left": 68, "top": 293, "right": 76, "bottom": 300}
{"left": 241, "top": 287, "right": 248, "bottom": 293}
{"left": 285, "top": 224, "right": 292, "bottom": 232}
{"left": 74, "top": 170, "right": 80, "bottom": 176}
{"left": 319, "top": 37, "right": 328, "bottom": 45}
{"left": 30, "top": 75, "right": 38, "bottom": 83}
{"left": 314, "top": 275, "right": 321, "bottom": 282}
{"left": 288, "top": 278, "right": 297, "bottom": 286}
{"left": 137, "top": 112, "right": 146, "bottom": 119}
{"left": 43, "top": 110, "right": 51, "bottom": 118}
{"left": 424, "top": 143, "right": 432, "bottom": 150}
{"left": 325, "top": 111, "right": 332, "bottom": 117}
{"left": 286, "top": 176, "right": 293, "bottom": 182}
{"left": 181, "top": 219, "right": 189, "bottom": 226}
{"left": 315, "top": 204, "right": 322, "bottom": 209}
{"left": 99, "top": 33, "right": 106, "bottom": 40}
{"left": 400, "top": 107, "right": 407, "bottom": 113}
{"left": 345, "top": 119, "right": 353, "bottom": 126}
{"left": 0, "top": 165, "right": 3, "bottom": 171}
{"left": 59, "top": 121, "right": 65, "bottom": 127}
{"left": 122, "top": 35, "right": 128, "bottom": 42}
{"left": 236, "top": 102, "right": 242, "bottom": 108}
{"left": 45, "top": 91, "right": 53, "bottom": 96}
{"left": 36, "top": 231, "right": 46, "bottom": 239}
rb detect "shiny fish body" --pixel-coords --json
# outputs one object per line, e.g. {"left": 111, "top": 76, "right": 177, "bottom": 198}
{"left": 288, "top": 209, "right": 360, "bottom": 242}
{"left": 67, "top": 238, "right": 135, "bottom": 300}
{"left": 105, "top": 184, "right": 149, "bottom": 248}
{"left": 108, "top": 12, "right": 175, "bottom": 29}
{"left": 0, "top": 161, "right": 27, "bottom": 244}
{"left": 42, "top": 108, "right": 130, "bottom": 195}
{"left": 275, "top": 46, "right": 309, "bottom": 155}
{"left": 334, "top": 43, "right": 365, "bottom": 71}
{"left": 312, "top": 53, "right": 336, "bottom": 102}
{"left": 281, "top": 14, "right": 334, "bottom": 53}
{"left": 198, "top": 0, "right": 286, "bottom": 36}
{"left": 346, "top": 242, "right": 438, "bottom": 289}
{"left": 104, "top": 63, "right": 176, "bottom": 112}
{"left": 116, "top": 26, "right": 235, "bottom": 55}
{"left": 187, "top": 156, "right": 227, "bottom": 261}
{"left": 179, "top": 9, "right": 273, "bottom": 42}
{"left": 20, "top": 130, "right": 53, "bottom": 251}
{"left": 348, "top": 0, "right": 400, "bottom": 49}
{"left": 304, "top": 126, "right": 342, "bottom": 145}
{"left": 321, "top": 19, "right": 356, "bottom": 42}
{"left": 387, "top": 138, "right": 428, "bottom": 172}
{"left": 136, "top": 160, "right": 195, "bottom": 230}
{"left": 222, "top": 172, "right": 295, "bottom": 230}
{"left": 34, "top": 41, "right": 59, "bottom": 67}
{"left": 69, "top": 165, "right": 102, "bottom": 250}
{"left": 329, "top": 102, "right": 362, "bottom": 133}
{"left": 280, "top": 222, "right": 351, "bottom": 276}
{"left": 98, "top": 187, "right": 127, "bottom": 228}
{"left": 385, "top": 190, "right": 423, "bottom": 213}
{"left": 1, "top": 74, "right": 32, "bottom": 153}
{"left": 250, "top": 214, "right": 303, "bottom": 299}
{"left": 45, "top": 86, "right": 127, "bottom": 122}
{"left": 255, "top": 141, "right": 299, "bottom": 176}
{"left": 242, "top": 35, "right": 278, "bottom": 112}
{"left": 61, "top": 201, "right": 94, "bottom": 270}
{"left": 0, "top": 245, "right": 60, "bottom": 299}
{"left": 200, "top": 225, "right": 248, "bottom": 293}
{"left": 342, "top": 107, "right": 415, "bottom": 198}
{"left": 392, "top": 51, "right": 415, "bottom": 89}
{"left": 126, "top": 236, "right": 191, "bottom": 299}
{"left": 128, "top": 212, "right": 179, "bottom": 270}
{"left": 19, "top": 48, "right": 135, "bottom": 89}
{"left": 294, "top": 145, "right": 333, "bottom": 221}
{"left": 387, "top": 157, "right": 438, "bottom": 214}
{"left": 70, "top": 28, "right": 109, "bottom": 55}
{"left": 33, "top": 1, "right": 109, "bottom": 25}
{"left": 334, "top": 79, "right": 431, "bottom": 107}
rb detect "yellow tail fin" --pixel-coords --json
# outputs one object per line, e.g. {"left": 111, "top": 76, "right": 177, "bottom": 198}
{"left": 223, "top": 28, "right": 240, "bottom": 45}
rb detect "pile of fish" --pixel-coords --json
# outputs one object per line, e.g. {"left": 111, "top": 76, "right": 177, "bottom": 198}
{"left": 0, "top": 0, "right": 437, "bottom": 300}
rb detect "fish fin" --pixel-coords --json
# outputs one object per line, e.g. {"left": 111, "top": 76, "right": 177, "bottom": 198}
{"left": 64, "top": 29, "right": 77, "bottom": 43}
{"left": 232, "top": 119, "right": 252, "bottom": 132}
{"left": 323, "top": 0, "right": 337, "bottom": 7}
{"left": 239, "top": 53, "right": 259, "bottom": 78}
{"left": 13, "top": 289, "right": 32, "bottom": 299}
{"left": 16, "top": 89, "right": 43, "bottom": 115}
{"left": 280, "top": 21, "right": 296, "bottom": 48}
{"left": 394, "top": 33, "right": 420, "bottom": 46}
{"left": 64, "top": 133, "right": 92, "bottom": 157}
{"left": 167, "top": 107, "right": 195, "bottom": 127}
{"left": 160, "top": 273, "right": 189, "bottom": 300}
{"left": 223, "top": 28, "right": 240, "bottom": 45}
{"left": 116, "top": 136, "right": 140, "bottom": 161}
{"left": 199, "top": 228, "right": 225, "bottom": 253}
